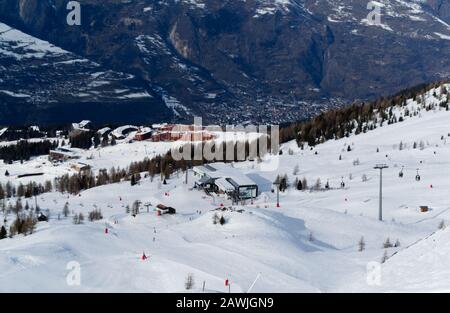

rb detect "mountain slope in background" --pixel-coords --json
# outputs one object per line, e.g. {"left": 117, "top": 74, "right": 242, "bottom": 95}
{"left": 0, "top": 0, "right": 450, "bottom": 124}
{"left": 0, "top": 22, "right": 171, "bottom": 125}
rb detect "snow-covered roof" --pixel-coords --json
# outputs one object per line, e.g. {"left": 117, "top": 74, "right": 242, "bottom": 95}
{"left": 0, "top": 127, "right": 8, "bottom": 137}
{"left": 194, "top": 163, "right": 257, "bottom": 187}
{"left": 70, "top": 161, "right": 90, "bottom": 167}
{"left": 72, "top": 120, "right": 92, "bottom": 131}
{"left": 215, "top": 177, "right": 235, "bottom": 191}
{"left": 49, "top": 149, "right": 79, "bottom": 158}
{"left": 112, "top": 125, "right": 139, "bottom": 138}
{"left": 136, "top": 127, "right": 152, "bottom": 136}
{"left": 79, "top": 120, "right": 91, "bottom": 128}
{"left": 152, "top": 123, "right": 168, "bottom": 129}
{"left": 97, "top": 127, "right": 111, "bottom": 136}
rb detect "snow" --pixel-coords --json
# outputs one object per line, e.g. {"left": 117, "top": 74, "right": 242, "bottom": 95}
{"left": 434, "top": 32, "right": 450, "bottom": 41}
{"left": 0, "top": 23, "right": 67, "bottom": 60}
{"left": 97, "top": 127, "right": 111, "bottom": 136}
{"left": 111, "top": 125, "right": 139, "bottom": 138}
{"left": 252, "top": 0, "right": 294, "bottom": 18}
{"left": 119, "top": 92, "right": 152, "bottom": 99}
{"left": 0, "top": 139, "right": 175, "bottom": 185}
{"left": 0, "top": 84, "right": 450, "bottom": 291}
{"left": 0, "top": 90, "right": 31, "bottom": 98}
{"left": 71, "top": 120, "right": 91, "bottom": 131}
{"left": 0, "top": 128, "right": 8, "bottom": 138}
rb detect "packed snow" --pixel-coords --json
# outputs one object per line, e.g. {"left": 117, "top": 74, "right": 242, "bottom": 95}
{"left": 0, "top": 23, "right": 66, "bottom": 60}
{"left": 1, "top": 85, "right": 450, "bottom": 292}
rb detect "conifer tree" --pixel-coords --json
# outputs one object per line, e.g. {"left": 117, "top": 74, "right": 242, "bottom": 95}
{"left": 358, "top": 236, "right": 365, "bottom": 252}
{"left": 0, "top": 225, "right": 7, "bottom": 240}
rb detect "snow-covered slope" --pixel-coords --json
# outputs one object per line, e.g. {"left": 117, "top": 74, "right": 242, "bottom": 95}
{"left": 0, "top": 84, "right": 450, "bottom": 292}
{"left": 0, "top": 22, "right": 170, "bottom": 125}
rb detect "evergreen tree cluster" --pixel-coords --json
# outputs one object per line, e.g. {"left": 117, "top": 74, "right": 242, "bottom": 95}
{"left": 0, "top": 137, "right": 276, "bottom": 199}
{"left": 0, "top": 140, "right": 58, "bottom": 164}
{"left": 0, "top": 128, "right": 46, "bottom": 142}
{"left": 1, "top": 197, "right": 40, "bottom": 239}
{"left": 69, "top": 131, "right": 100, "bottom": 149}
{"left": 0, "top": 180, "right": 51, "bottom": 200}
{"left": 9, "top": 214, "right": 37, "bottom": 237}
{"left": 88, "top": 209, "right": 103, "bottom": 222}
{"left": 277, "top": 81, "right": 450, "bottom": 147}
{"left": 0, "top": 225, "right": 6, "bottom": 239}
{"left": 274, "top": 174, "right": 289, "bottom": 192}
{"left": 0, "top": 125, "right": 70, "bottom": 142}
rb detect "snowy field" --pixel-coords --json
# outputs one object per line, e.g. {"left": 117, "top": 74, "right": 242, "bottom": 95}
{"left": 0, "top": 130, "right": 261, "bottom": 186}
{"left": 1, "top": 85, "right": 450, "bottom": 292}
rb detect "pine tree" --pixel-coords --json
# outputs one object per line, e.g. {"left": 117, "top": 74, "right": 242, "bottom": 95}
{"left": 314, "top": 178, "right": 321, "bottom": 190}
{"left": 132, "top": 201, "right": 140, "bottom": 215}
{"left": 88, "top": 209, "right": 103, "bottom": 222}
{"left": 279, "top": 175, "right": 288, "bottom": 192}
{"left": 293, "top": 164, "right": 299, "bottom": 175}
{"left": 301, "top": 177, "right": 308, "bottom": 190}
{"left": 358, "top": 236, "right": 365, "bottom": 252}
{"left": 63, "top": 202, "right": 70, "bottom": 218}
{"left": 72, "top": 213, "right": 84, "bottom": 225}
{"left": 0, "top": 225, "right": 7, "bottom": 239}
{"left": 185, "top": 273, "right": 195, "bottom": 290}
{"left": 381, "top": 250, "right": 389, "bottom": 263}
{"left": 296, "top": 179, "right": 303, "bottom": 191}
{"left": 383, "top": 237, "right": 393, "bottom": 248}
{"left": 212, "top": 213, "right": 219, "bottom": 225}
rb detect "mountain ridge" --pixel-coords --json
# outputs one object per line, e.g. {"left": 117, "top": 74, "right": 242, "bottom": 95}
{"left": 0, "top": 0, "right": 450, "bottom": 124}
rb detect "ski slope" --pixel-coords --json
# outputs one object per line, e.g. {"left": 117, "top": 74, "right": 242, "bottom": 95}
{"left": 1, "top": 85, "right": 450, "bottom": 292}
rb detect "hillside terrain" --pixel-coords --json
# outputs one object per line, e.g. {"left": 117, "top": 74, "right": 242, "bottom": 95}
{"left": 0, "top": 22, "right": 170, "bottom": 125}
{"left": 0, "top": 83, "right": 449, "bottom": 292}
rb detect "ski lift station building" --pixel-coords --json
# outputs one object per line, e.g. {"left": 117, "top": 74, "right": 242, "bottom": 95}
{"left": 193, "top": 163, "right": 258, "bottom": 200}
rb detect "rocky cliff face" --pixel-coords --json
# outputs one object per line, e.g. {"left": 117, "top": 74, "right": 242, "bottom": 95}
{"left": 425, "top": 0, "right": 450, "bottom": 23}
{"left": 0, "top": 0, "right": 449, "bottom": 125}
{"left": 0, "top": 20, "right": 171, "bottom": 125}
